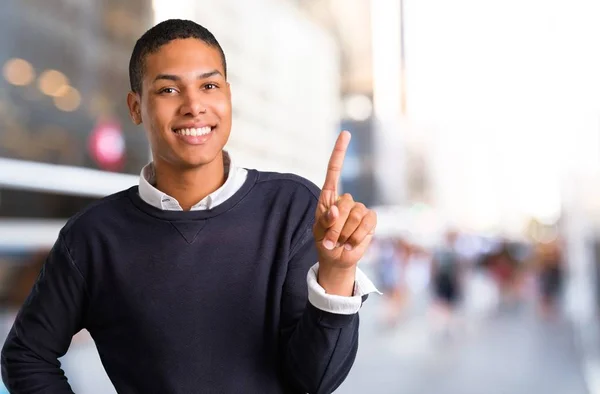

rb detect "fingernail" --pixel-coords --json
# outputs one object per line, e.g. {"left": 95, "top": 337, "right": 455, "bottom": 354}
{"left": 323, "top": 240, "right": 335, "bottom": 250}
{"left": 328, "top": 209, "right": 335, "bottom": 220}
{"left": 344, "top": 244, "right": 353, "bottom": 251}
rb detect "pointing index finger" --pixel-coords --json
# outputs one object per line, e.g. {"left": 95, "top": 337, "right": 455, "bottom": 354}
{"left": 322, "top": 131, "right": 351, "bottom": 194}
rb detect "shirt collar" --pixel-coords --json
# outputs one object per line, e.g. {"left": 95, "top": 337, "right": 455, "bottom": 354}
{"left": 138, "top": 151, "right": 242, "bottom": 211}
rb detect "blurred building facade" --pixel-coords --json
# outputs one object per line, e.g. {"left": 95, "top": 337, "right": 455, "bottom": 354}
{"left": 301, "top": 0, "right": 425, "bottom": 211}
{"left": 300, "top": 0, "right": 379, "bottom": 207}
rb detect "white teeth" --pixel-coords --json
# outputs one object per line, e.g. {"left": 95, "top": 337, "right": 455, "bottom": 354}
{"left": 175, "top": 127, "right": 212, "bottom": 136}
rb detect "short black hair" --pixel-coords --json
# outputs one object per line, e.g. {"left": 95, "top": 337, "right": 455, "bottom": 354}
{"left": 128, "top": 19, "right": 227, "bottom": 94}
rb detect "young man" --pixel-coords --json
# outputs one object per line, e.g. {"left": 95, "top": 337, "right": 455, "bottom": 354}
{"left": 1, "top": 19, "right": 378, "bottom": 394}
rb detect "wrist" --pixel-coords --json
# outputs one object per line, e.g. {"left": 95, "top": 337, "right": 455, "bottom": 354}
{"left": 317, "top": 263, "right": 356, "bottom": 296}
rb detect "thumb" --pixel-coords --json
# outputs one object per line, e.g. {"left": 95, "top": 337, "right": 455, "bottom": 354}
{"left": 314, "top": 205, "right": 339, "bottom": 240}
{"left": 323, "top": 204, "right": 339, "bottom": 228}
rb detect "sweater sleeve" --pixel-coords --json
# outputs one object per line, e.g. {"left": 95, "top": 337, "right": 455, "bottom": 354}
{"left": 279, "top": 225, "right": 361, "bottom": 394}
{"left": 1, "top": 232, "right": 88, "bottom": 393}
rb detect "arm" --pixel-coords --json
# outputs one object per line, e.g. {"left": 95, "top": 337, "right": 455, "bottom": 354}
{"left": 279, "top": 131, "right": 378, "bottom": 393}
{"left": 280, "top": 226, "right": 361, "bottom": 394}
{"left": 1, "top": 232, "right": 88, "bottom": 393}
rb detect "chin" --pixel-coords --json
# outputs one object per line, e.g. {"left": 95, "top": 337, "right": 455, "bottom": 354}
{"left": 178, "top": 152, "right": 222, "bottom": 169}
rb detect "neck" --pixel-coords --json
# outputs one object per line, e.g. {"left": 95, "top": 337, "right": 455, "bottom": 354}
{"left": 153, "top": 152, "right": 226, "bottom": 211}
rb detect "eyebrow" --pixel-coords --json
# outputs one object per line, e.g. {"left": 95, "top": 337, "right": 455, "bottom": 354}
{"left": 153, "top": 70, "right": 223, "bottom": 83}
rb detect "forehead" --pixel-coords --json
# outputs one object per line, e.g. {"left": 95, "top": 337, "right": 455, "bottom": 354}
{"left": 143, "top": 38, "right": 224, "bottom": 79}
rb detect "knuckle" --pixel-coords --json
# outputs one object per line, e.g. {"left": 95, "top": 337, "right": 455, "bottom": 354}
{"left": 363, "top": 217, "right": 376, "bottom": 230}
{"left": 338, "top": 201, "right": 353, "bottom": 213}
{"left": 368, "top": 210, "right": 377, "bottom": 222}
{"left": 349, "top": 210, "right": 363, "bottom": 222}
{"left": 328, "top": 227, "right": 341, "bottom": 236}
{"left": 328, "top": 164, "right": 342, "bottom": 172}
{"left": 340, "top": 193, "right": 354, "bottom": 202}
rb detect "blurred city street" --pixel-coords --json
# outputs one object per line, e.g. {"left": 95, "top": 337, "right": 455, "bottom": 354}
{"left": 337, "top": 269, "right": 589, "bottom": 394}
{"left": 3, "top": 0, "right": 600, "bottom": 392}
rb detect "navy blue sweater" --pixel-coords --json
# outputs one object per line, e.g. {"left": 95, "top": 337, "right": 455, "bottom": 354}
{"left": 1, "top": 170, "right": 361, "bottom": 394}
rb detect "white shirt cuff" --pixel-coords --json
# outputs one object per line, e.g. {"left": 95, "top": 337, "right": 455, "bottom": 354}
{"left": 307, "top": 262, "right": 381, "bottom": 315}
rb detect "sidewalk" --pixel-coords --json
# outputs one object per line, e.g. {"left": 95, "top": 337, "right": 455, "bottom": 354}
{"left": 337, "top": 298, "right": 588, "bottom": 394}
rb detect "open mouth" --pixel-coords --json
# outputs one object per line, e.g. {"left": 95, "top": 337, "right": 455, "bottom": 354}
{"left": 172, "top": 126, "right": 213, "bottom": 136}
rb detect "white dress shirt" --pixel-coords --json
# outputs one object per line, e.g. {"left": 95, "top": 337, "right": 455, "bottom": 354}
{"left": 138, "top": 152, "right": 379, "bottom": 314}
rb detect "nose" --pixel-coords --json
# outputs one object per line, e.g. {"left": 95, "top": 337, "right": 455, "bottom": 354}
{"left": 179, "top": 91, "right": 207, "bottom": 117}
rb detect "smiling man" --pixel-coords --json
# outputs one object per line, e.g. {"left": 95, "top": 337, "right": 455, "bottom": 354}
{"left": 1, "top": 19, "right": 378, "bottom": 394}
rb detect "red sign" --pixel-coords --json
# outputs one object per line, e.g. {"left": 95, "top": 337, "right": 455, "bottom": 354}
{"left": 88, "top": 120, "right": 126, "bottom": 171}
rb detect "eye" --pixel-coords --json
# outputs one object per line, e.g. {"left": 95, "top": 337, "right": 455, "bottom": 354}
{"left": 204, "top": 83, "right": 218, "bottom": 90}
{"left": 158, "top": 87, "right": 177, "bottom": 95}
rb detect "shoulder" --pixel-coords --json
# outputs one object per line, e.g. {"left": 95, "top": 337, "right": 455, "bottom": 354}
{"left": 249, "top": 170, "right": 320, "bottom": 230}
{"left": 61, "top": 187, "right": 134, "bottom": 236}
{"left": 254, "top": 170, "right": 321, "bottom": 202}
{"left": 251, "top": 170, "right": 320, "bottom": 248}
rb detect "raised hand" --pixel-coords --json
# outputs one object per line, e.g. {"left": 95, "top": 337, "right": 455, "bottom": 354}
{"left": 313, "top": 131, "right": 377, "bottom": 294}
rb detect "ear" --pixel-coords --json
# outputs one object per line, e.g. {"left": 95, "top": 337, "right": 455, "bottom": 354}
{"left": 127, "top": 91, "right": 142, "bottom": 125}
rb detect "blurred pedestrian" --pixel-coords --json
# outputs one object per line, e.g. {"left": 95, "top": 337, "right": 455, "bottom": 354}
{"left": 429, "top": 230, "right": 463, "bottom": 337}
{"left": 375, "top": 237, "right": 410, "bottom": 327}
{"left": 536, "top": 240, "right": 565, "bottom": 319}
